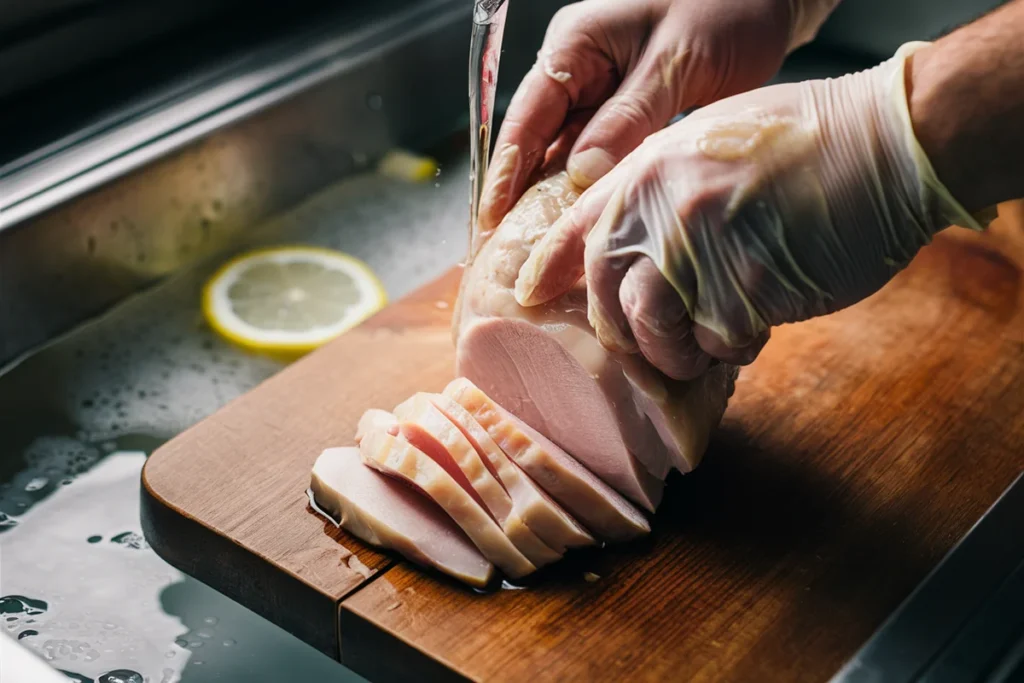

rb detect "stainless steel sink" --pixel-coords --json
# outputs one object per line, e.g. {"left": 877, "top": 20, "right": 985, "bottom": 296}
{"left": 0, "top": 0, "right": 871, "bottom": 679}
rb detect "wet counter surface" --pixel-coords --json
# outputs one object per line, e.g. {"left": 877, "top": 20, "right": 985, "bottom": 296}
{"left": 0, "top": 138, "right": 472, "bottom": 682}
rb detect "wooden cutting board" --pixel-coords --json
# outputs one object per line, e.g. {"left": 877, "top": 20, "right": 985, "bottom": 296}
{"left": 142, "top": 208, "right": 1024, "bottom": 683}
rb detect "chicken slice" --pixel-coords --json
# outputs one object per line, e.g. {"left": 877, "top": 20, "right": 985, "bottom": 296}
{"left": 355, "top": 408, "right": 400, "bottom": 441}
{"left": 393, "top": 393, "right": 561, "bottom": 567}
{"left": 394, "top": 393, "right": 512, "bottom": 521}
{"left": 310, "top": 447, "right": 494, "bottom": 588}
{"left": 357, "top": 414, "right": 536, "bottom": 578}
{"left": 444, "top": 378, "right": 650, "bottom": 542}
{"left": 429, "top": 392, "right": 595, "bottom": 553}
{"left": 455, "top": 171, "right": 736, "bottom": 507}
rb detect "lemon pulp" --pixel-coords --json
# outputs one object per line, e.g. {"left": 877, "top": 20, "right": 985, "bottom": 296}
{"left": 202, "top": 246, "right": 387, "bottom": 354}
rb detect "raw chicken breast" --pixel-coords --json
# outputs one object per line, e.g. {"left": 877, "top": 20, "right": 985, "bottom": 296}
{"left": 393, "top": 393, "right": 561, "bottom": 567}
{"left": 310, "top": 447, "right": 494, "bottom": 588}
{"left": 429, "top": 392, "right": 595, "bottom": 553}
{"left": 455, "top": 171, "right": 737, "bottom": 505}
{"left": 357, "top": 412, "right": 536, "bottom": 578}
{"left": 445, "top": 378, "right": 650, "bottom": 542}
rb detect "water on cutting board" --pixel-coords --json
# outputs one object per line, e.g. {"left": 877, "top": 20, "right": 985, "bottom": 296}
{"left": 0, "top": 143, "right": 472, "bottom": 682}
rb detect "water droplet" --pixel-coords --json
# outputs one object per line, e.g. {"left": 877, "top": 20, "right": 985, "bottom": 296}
{"left": 434, "top": 301, "right": 450, "bottom": 310}
{"left": 174, "top": 637, "right": 188, "bottom": 648}
{"left": 222, "top": 638, "right": 236, "bottom": 647}
{"left": 109, "top": 531, "right": 149, "bottom": 550}
{"left": 196, "top": 629, "right": 213, "bottom": 639}
{"left": 87, "top": 535, "right": 102, "bottom": 544}
{"left": 365, "top": 92, "right": 383, "bottom": 111}
{"left": 202, "top": 616, "right": 218, "bottom": 626}
{"left": 18, "top": 629, "right": 38, "bottom": 639}
{"left": 0, "top": 595, "right": 48, "bottom": 616}
{"left": 0, "top": 513, "right": 18, "bottom": 529}
{"left": 98, "top": 669, "right": 144, "bottom": 683}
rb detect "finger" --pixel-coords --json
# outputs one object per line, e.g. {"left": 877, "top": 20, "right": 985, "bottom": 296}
{"left": 584, "top": 183, "right": 640, "bottom": 353}
{"left": 539, "top": 108, "right": 596, "bottom": 179}
{"left": 692, "top": 324, "right": 770, "bottom": 367}
{"left": 565, "top": 23, "right": 693, "bottom": 188}
{"left": 477, "top": 71, "right": 564, "bottom": 236}
{"left": 620, "top": 257, "right": 711, "bottom": 380}
{"left": 514, "top": 163, "right": 628, "bottom": 307}
{"left": 479, "top": 47, "right": 617, "bottom": 235}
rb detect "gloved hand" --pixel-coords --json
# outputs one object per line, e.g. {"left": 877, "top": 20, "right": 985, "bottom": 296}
{"left": 513, "top": 42, "right": 995, "bottom": 380}
{"left": 476, "top": 0, "right": 841, "bottom": 240}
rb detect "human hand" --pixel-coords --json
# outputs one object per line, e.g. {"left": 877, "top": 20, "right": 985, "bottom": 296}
{"left": 513, "top": 42, "right": 993, "bottom": 380}
{"left": 476, "top": 0, "right": 841, "bottom": 242}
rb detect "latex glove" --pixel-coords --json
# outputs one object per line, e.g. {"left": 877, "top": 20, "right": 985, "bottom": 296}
{"left": 476, "top": 0, "right": 841, "bottom": 241}
{"left": 513, "top": 42, "right": 994, "bottom": 380}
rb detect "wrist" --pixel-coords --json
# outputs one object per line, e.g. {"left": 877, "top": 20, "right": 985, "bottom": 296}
{"left": 905, "top": 45, "right": 989, "bottom": 214}
{"left": 905, "top": 1, "right": 1024, "bottom": 215}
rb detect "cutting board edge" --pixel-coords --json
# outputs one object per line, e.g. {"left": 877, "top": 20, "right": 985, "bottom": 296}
{"left": 338, "top": 596, "right": 475, "bottom": 683}
{"left": 140, "top": 465, "right": 388, "bottom": 658}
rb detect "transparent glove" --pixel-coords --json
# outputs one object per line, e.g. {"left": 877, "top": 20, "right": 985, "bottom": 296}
{"left": 476, "top": 0, "right": 841, "bottom": 240}
{"left": 513, "top": 42, "right": 995, "bottom": 380}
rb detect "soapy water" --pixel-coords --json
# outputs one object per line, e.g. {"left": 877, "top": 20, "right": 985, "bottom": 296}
{"left": 0, "top": 146, "right": 471, "bottom": 681}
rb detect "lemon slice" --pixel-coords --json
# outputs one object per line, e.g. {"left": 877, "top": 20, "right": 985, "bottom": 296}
{"left": 203, "top": 246, "right": 387, "bottom": 354}
{"left": 377, "top": 149, "right": 438, "bottom": 183}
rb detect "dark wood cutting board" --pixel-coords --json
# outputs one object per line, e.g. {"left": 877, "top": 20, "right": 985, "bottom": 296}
{"left": 142, "top": 207, "right": 1024, "bottom": 683}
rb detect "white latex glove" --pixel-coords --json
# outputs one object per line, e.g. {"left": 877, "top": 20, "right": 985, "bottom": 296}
{"left": 476, "top": 0, "right": 841, "bottom": 240}
{"left": 513, "top": 42, "right": 995, "bottom": 380}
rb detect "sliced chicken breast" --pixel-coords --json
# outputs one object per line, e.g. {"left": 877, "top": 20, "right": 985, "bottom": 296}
{"left": 310, "top": 447, "right": 494, "bottom": 588}
{"left": 357, "top": 413, "right": 536, "bottom": 579}
{"left": 394, "top": 393, "right": 512, "bottom": 521}
{"left": 429, "top": 392, "right": 595, "bottom": 553}
{"left": 393, "top": 393, "right": 560, "bottom": 567}
{"left": 444, "top": 378, "right": 650, "bottom": 542}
